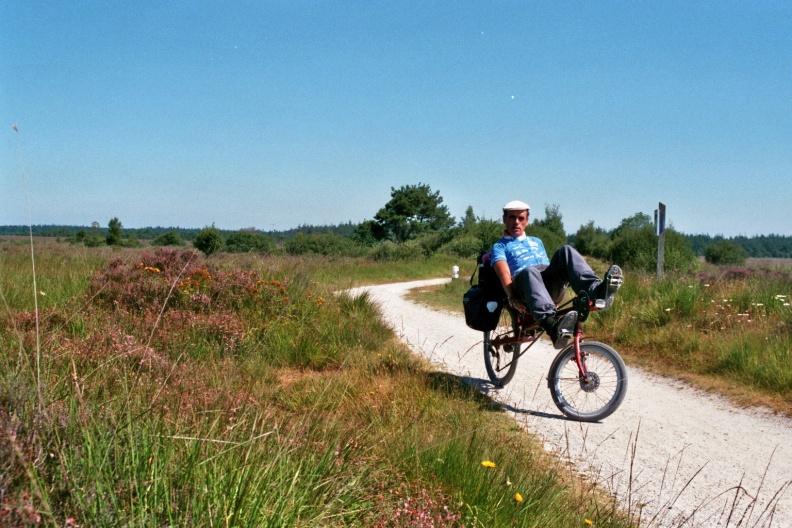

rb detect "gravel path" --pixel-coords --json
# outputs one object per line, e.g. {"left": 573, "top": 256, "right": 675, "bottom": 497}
{"left": 347, "top": 278, "right": 792, "bottom": 528}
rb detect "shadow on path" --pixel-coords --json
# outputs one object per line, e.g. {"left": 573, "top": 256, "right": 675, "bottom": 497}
{"left": 424, "top": 370, "right": 573, "bottom": 422}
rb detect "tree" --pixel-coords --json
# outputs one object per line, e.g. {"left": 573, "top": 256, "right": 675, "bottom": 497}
{"left": 532, "top": 204, "right": 565, "bottom": 239}
{"left": 373, "top": 183, "right": 454, "bottom": 242}
{"left": 351, "top": 220, "right": 384, "bottom": 246}
{"left": 194, "top": 226, "right": 224, "bottom": 256}
{"left": 705, "top": 240, "right": 748, "bottom": 265}
{"left": 106, "top": 217, "right": 123, "bottom": 246}
{"left": 527, "top": 204, "right": 567, "bottom": 255}
{"left": 459, "top": 206, "right": 477, "bottom": 231}
{"left": 611, "top": 212, "right": 653, "bottom": 238}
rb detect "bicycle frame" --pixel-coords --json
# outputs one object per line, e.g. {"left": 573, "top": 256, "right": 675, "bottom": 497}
{"left": 489, "top": 292, "right": 598, "bottom": 382}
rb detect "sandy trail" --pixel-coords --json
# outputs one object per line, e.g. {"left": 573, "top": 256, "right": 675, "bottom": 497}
{"left": 347, "top": 278, "right": 792, "bottom": 528}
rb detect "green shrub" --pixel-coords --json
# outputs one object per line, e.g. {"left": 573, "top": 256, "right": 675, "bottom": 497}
{"left": 152, "top": 230, "right": 185, "bottom": 247}
{"left": 122, "top": 235, "right": 142, "bottom": 248}
{"left": 226, "top": 231, "right": 275, "bottom": 254}
{"left": 439, "top": 235, "right": 483, "bottom": 258}
{"left": 369, "top": 240, "right": 425, "bottom": 261}
{"left": 610, "top": 226, "right": 697, "bottom": 273}
{"left": 68, "top": 229, "right": 105, "bottom": 247}
{"left": 705, "top": 240, "right": 748, "bottom": 265}
{"left": 664, "top": 230, "right": 698, "bottom": 273}
{"left": 415, "top": 231, "right": 453, "bottom": 257}
{"left": 284, "top": 233, "right": 361, "bottom": 256}
{"left": 194, "top": 226, "right": 225, "bottom": 256}
{"left": 84, "top": 235, "right": 105, "bottom": 247}
{"left": 609, "top": 227, "right": 656, "bottom": 271}
{"left": 572, "top": 221, "right": 611, "bottom": 259}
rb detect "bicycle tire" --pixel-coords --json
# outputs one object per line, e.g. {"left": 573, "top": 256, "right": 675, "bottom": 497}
{"left": 484, "top": 308, "right": 520, "bottom": 387}
{"left": 547, "top": 341, "right": 627, "bottom": 422}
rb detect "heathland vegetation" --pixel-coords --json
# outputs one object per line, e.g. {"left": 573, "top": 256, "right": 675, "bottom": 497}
{"left": 2, "top": 242, "right": 637, "bottom": 526}
{"left": 2, "top": 184, "right": 790, "bottom": 525}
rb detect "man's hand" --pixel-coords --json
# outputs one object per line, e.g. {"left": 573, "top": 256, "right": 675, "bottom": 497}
{"left": 493, "top": 259, "right": 526, "bottom": 313}
{"left": 509, "top": 297, "right": 526, "bottom": 313}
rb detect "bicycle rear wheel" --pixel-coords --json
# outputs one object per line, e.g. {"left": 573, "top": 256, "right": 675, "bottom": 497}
{"left": 484, "top": 308, "right": 520, "bottom": 387}
{"left": 547, "top": 341, "right": 627, "bottom": 422}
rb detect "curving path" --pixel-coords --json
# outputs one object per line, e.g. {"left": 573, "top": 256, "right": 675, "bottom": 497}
{"left": 347, "top": 279, "right": 792, "bottom": 528}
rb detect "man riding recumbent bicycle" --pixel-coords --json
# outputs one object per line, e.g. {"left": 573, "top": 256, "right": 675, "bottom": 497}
{"left": 463, "top": 200, "right": 627, "bottom": 422}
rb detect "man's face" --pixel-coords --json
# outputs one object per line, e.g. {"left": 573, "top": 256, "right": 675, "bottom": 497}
{"left": 503, "top": 210, "right": 529, "bottom": 237}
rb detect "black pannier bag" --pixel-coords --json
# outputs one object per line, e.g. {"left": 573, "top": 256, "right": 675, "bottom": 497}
{"left": 462, "top": 252, "right": 507, "bottom": 332}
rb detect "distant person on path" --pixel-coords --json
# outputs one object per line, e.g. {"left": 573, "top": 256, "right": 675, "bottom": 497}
{"left": 491, "top": 200, "right": 623, "bottom": 349}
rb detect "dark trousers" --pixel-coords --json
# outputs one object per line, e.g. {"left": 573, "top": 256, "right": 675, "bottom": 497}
{"left": 512, "top": 245, "right": 601, "bottom": 321}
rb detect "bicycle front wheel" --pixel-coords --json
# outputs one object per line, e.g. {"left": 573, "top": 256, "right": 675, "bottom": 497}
{"left": 484, "top": 308, "right": 520, "bottom": 387}
{"left": 547, "top": 341, "right": 627, "bottom": 422}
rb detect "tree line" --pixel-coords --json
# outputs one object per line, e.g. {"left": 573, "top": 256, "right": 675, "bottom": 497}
{"left": 2, "top": 183, "right": 790, "bottom": 265}
{"left": 0, "top": 222, "right": 356, "bottom": 243}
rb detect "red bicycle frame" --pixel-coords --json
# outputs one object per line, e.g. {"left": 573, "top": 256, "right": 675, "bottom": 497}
{"left": 491, "top": 296, "right": 597, "bottom": 382}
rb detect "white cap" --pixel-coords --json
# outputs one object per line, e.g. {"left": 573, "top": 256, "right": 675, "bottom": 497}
{"left": 502, "top": 200, "right": 530, "bottom": 212}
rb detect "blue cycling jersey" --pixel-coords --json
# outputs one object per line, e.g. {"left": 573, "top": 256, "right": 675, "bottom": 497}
{"left": 490, "top": 235, "right": 550, "bottom": 277}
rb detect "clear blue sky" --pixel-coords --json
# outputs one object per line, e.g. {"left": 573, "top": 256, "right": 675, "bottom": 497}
{"left": 2, "top": 1, "right": 790, "bottom": 236}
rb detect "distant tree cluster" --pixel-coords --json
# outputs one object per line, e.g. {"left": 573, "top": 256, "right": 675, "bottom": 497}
{"left": 5, "top": 185, "right": 790, "bottom": 268}
{"left": 65, "top": 218, "right": 141, "bottom": 248}
{"left": 688, "top": 234, "right": 792, "bottom": 259}
{"left": 1, "top": 224, "right": 203, "bottom": 241}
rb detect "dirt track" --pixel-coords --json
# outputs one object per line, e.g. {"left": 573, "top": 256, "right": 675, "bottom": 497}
{"left": 348, "top": 278, "right": 792, "bottom": 528}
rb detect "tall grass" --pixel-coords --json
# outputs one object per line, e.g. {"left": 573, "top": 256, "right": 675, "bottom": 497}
{"left": 593, "top": 266, "right": 792, "bottom": 409}
{"left": 1, "top": 241, "right": 631, "bottom": 527}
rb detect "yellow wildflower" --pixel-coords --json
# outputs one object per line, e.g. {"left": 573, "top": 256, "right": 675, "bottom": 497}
{"left": 585, "top": 520, "right": 594, "bottom": 525}
{"left": 514, "top": 492, "right": 523, "bottom": 502}
{"left": 481, "top": 460, "right": 496, "bottom": 468}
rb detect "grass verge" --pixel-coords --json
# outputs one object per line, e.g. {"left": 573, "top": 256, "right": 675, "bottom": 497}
{"left": 1, "top": 242, "right": 632, "bottom": 527}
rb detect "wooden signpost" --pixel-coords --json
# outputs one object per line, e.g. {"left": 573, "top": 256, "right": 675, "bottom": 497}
{"left": 655, "top": 202, "right": 666, "bottom": 280}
